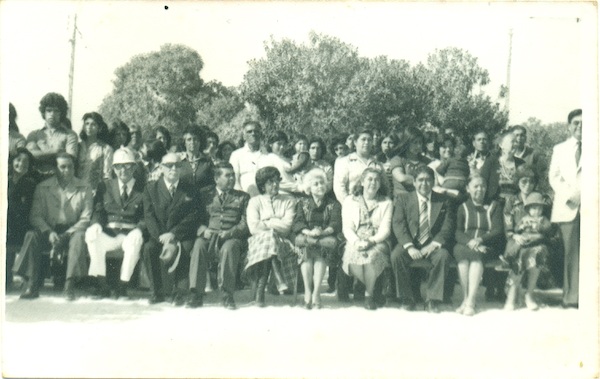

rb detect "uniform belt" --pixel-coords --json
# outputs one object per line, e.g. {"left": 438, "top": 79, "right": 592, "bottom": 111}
{"left": 107, "top": 222, "right": 137, "bottom": 230}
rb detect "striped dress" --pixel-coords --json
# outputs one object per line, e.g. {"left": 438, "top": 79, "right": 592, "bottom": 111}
{"left": 453, "top": 198, "right": 504, "bottom": 262}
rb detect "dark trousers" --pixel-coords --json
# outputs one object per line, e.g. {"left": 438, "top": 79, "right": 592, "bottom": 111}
{"left": 12, "top": 229, "right": 87, "bottom": 289}
{"left": 560, "top": 213, "right": 580, "bottom": 305}
{"left": 142, "top": 239, "right": 193, "bottom": 297}
{"left": 391, "top": 245, "right": 450, "bottom": 302}
{"left": 190, "top": 237, "right": 243, "bottom": 295}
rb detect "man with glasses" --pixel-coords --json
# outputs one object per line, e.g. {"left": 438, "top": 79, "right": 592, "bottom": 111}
{"left": 142, "top": 153, "right": 201, "bottom": 305}
{"left": 229, "top": 121, "right": 269, "bottom": 197}
{"left": 84, "top": 148, "right": 146, "bottom": 299}
{"left": 549, "top": 109, "right": 582, "bottom": 308}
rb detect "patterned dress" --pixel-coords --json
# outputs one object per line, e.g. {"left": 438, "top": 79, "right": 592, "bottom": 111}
{"left": 245, "top": 194, "right": 299, "bottom": 288}
{"left": 342, "top": 195, "right": 392, "bottom": 278}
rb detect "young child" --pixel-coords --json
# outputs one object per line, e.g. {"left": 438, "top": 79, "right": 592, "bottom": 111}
{"left": 501, "top": 192, "right": 552, "bottom": 310}
{"left": 287, "top": 134, "right": 311, "bottom": 190}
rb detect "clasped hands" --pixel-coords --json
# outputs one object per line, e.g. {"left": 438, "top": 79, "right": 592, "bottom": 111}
{"left": 407, "top": 243, "right": 439, "bottom": 260}
{"left": 467, "top": 238, "right": 488, "bottom": 254}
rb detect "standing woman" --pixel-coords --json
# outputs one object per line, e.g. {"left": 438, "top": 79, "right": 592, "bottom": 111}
{"left": 333, "top": 129, "right": 383, "bottom": 203}
{"left": 77, "top": 112, "right": 113, "bottom": 193}
{"left": 203, "top": 130, "right": 220, "bottom": 164}
{"left": 390, "top": 126, "right": 431, "bottom": 198}
{"left": 342, "top": 167, "right": 393, "bottom": 310}
{"left": 179, "top": 126, "right": 214, "bottom": 190}
{"left": 216, "top": 141, "right": 237, "bottom": 164}
{"left": 293, "top": 168, "right": 342, "bottom": 309}
{"left": 154, "top": 126, "right": 178, "bottom": 153}
{"left": 245, "top": 167, "right": 298, "bottom": 306}
{"left": 376, "top": 133, "right": 399, "bottom": 195}
{"left": 307, "top": 137, "right": 334, "bottom": 192}
{"left": 480, "top": 130, "right": 525, "bottom": 205}
{"left": 454, "top": 175, "right": 504, "bottom": 316}
{"left": 259, "top": 131, "right": 298, "bottom": 195}
{"left": 110, "top": 120, "right": 131, "bottom": 150}
{"left": 6, "top": 148, "right": 37, "bottom": 289}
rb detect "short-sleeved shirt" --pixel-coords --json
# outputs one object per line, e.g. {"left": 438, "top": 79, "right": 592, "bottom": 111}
{"left": 27, "top": 125, "right": 79, "bottom": 173}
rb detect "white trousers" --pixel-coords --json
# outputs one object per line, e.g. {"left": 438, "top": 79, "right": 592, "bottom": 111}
{"left": 85, "top": 224, "right": 143, "bottom": 281}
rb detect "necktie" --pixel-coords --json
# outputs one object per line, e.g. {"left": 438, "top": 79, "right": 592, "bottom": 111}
{"left": 219, "top": 191, "right": 225, "bottom": 204}
{"left": 121, "top": 184, "right": 128, "bottom": 203}
{"left": 575, "top": 141, "right": 581, "bottom": 166}
{"left": 418, "top": 201, "right": 430, "bottom": 246}
{"left": 169, "top": 184, "right": 176, "bottom": 198}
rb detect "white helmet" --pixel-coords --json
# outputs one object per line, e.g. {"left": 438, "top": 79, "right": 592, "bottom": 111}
{"left": 113, "top": 147, "right": 136, "bottom": 165}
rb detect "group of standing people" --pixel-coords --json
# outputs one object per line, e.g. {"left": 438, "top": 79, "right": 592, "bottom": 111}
{"left": 6, "top": 92, "right": 583, "bottom": 314}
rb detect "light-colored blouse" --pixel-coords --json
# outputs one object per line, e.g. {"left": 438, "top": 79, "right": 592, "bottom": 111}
{"left": 247, "top": 194, "right": 296, "bottom": 238}
{"left": 78, "top": 141, "right": 114, "bottom": 192}
{"left": 342, "top": 195, "right": 392, "bottom": 245}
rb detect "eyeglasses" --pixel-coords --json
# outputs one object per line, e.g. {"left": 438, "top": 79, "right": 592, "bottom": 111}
{"left": 113, "top": 164, "right": 134, "bottom": 170}
{"left": 162, "top": 163, "right": 181, "bottom": 169}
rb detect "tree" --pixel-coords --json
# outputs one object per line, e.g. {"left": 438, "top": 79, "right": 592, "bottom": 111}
{"left": 195, "top": 81, "right": 246, "bottom": 143}
{"left": 414, "top": 47, "right": 508, "bottom": 140}
{"left": 99, "top": 44, "right": 204, "bottom": 139}
{"left": 241, "top": 32, "right": 365, "bottom": 139}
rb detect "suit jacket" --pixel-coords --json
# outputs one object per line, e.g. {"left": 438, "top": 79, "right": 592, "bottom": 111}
{"left": 198, "top": 186, "right": 250, "bottom": 239}
{"left": 479, "top": 154, "right": 526, "bottom": 204}
{"left": 179, "top": 153, "right": 214, "bottom": 190}
{"left": 143, "top": 179, "right": 202, "bottom": 242}
{"left": 92, "top": 178, "right": 145, "bottom": 231}
{"left": 549, "top": 137, "right": 581, "bottom": 222}
{"left": 393, "top": 191, "right": 453, "bottom": 249}
{"left": 29, "top": 176, "right": 93, "bottom": 235}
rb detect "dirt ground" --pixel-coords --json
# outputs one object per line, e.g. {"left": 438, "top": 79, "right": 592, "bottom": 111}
{"left": 3, "top": 279, "right": 597, "bottom": 379}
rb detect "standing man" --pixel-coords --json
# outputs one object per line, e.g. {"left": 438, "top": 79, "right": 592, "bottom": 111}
{"left": 549, "top": 109, "right": 582, "bottom": 308}
{"left": 143, "top": 153, "right": 201, "bottom": 305}
{"left": 85, "top": 148, "right": 145, "bottom": 299}
{"left": 26, "top": 93, "right": 79, "bottom": 177}
{"left": 229, "top": 121, "right": 269, "bottom": 197}
{"left": 390, "top": 166, "right": 454, "bottom": 313}
{"left": 466, "top": 129, "right": 490, "bottom": 174}
{"left": 511, "top": 125, "right": 542, "bottom": 171}
{"left": 188, "top": 162, "right": 250, "bottom": 309}
{"left": 14, "top": 153, "right": 93, "bottom": 300}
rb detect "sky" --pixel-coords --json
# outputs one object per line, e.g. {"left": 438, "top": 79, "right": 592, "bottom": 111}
{"left": 0, "top": 1, "right": 596, "bottom": 137}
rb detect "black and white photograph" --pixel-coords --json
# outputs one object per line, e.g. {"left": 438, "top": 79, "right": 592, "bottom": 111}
{"left": 1, "top": 1, "right": 598, "bottom": 378}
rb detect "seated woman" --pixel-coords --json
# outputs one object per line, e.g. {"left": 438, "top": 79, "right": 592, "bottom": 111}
{"left": 293, "top": 168, "right": 342, "bottom": 309}
{"left": 6, "top": 148, "right": 37, "bottom": 289}
{"left": 245, "top": 166, "right": 299, "bottom": 307}
{"left": 77, "top": 112, "right": 114, "bottom": 193}
{"left": 501, "top": 166, "right": 552, "bottom": 311}
{"left": 454, "top": 175, "right": 504, "bottom": 316}
{"left": 341, "top": 167, "right": 393, "bottom": 310}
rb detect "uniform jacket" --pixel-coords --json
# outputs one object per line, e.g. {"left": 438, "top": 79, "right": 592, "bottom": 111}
{"left": 393, "top": 191, "right": 453, "bottom": 249}
{"left": 143, "top": 179, "right": 201, "bottom": 242}
{"left": 29, "top": 176, "right": 93, "bottom": 235}
{"left": 549, "top": 137, "right": 581, "bottom": 223}
{"left": 91, "top": 178, "right": 145, "bottom": 231}
{"left": 198, "top": 186, "right": 250, "bottom": 240}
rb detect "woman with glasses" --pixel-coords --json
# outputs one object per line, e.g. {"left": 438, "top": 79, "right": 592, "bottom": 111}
{"left": 245, "top": 166, "right": 298, "bottom": 306}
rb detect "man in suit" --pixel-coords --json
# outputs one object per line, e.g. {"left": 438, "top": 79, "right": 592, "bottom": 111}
{"left": 143, "top": 153, "right": 202, "bottom": 305}
{"left": 188, "top": 162, "right": 250, "bottom": 309}
{"left": 390, "top": 165, "right": 454, "bottom": 312}
{"left": 549, "top": 109, "right": 582, "bottom": 308}
{"left": 85, "top": 148, "right": 145, "bottom": 299}
{"left": 15, "top": 153, "right": 93, "bottom": 300}
{"left": 466, "top": 129, "right": 490, "bottom": 174}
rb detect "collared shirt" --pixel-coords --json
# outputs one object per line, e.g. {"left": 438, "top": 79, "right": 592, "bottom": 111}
{"left": 163, "top": 178, "right": 179, "bottom": 195}
{"left": 415, "top": 191, "right": 432, "bottom": 223}
{"left": 333, "top": 152, "right": 383, "bottom": 202}
{"left": 229, "top": 144, "right": 269, "bottom": 196}
{"left": 117, "top": 178, "right": 136, "bottom": 197}
{"left": 26, "top": 125, "right": 79, "bottom": 172}
{"left": 467, "top": 150, "right": 489, "bottom": 172}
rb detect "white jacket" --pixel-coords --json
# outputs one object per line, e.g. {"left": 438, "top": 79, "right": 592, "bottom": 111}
{"left": 549, "top": 137, "right": 581, "bottom": 223}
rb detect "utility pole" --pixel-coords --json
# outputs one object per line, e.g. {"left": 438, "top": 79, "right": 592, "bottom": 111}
{"left": 68, "top": 14, "right": 79, "bottom": 120}
{"left": 505, "top": 28, "right": 513, "bottom": 115}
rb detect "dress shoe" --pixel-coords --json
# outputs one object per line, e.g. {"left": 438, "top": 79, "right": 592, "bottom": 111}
{"left": 172, "top": 293, "right": 185, "bottom": 307}
{"left": 398, "top": 299, "right": 416, "bottom": 311}
{"left": 364, "top": 296, "right": 377, "bottom": 310}
{"left": 19, "top": 287, "right": 39, "bottom": 300}
{"left": 425, "top": 300, "right": 441, "bottom": 313}
{"left": 222, "top": 294, "right": 236, "bottom": 310}
{"left": 148, "top": 294, "right": 165, "bottom": 305}
{"left": 64, "top": 280, "right": 76, "bottom": 301}
{"left": 185, "top": 292, "right": 203, "bottom": 308}
{"left": 114, "top": 281, "right": 128, "bottom": 299}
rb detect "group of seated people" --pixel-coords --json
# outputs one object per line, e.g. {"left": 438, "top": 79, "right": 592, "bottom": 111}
{"left": 6, "top": 92, "right": 583, "bottom": 315}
